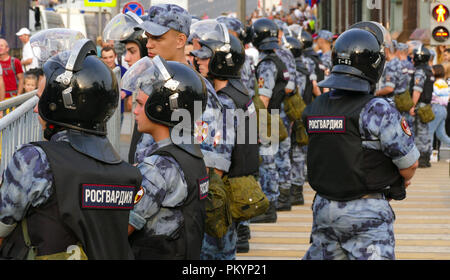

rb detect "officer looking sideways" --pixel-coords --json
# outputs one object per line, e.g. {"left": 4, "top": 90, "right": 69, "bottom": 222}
{"left": 302, "top": 22, "right": 419, "bottom": 260}
{"left": 122, "top": 56, "right": 208, "bottom": 260}
{"left": 0, "top": 29, "right": 142, "bottom": 260}
{"left": 130, "top": 4, "right": 228, "bottom": 179}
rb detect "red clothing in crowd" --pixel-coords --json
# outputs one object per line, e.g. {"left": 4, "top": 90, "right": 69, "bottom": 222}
{"left": 1, "top": 56, "right": 23, "bottom": 98}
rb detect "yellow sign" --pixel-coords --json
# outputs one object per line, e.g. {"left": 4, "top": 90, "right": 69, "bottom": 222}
{"left": 84, "top": 0, "right": 117, "bottom": 7}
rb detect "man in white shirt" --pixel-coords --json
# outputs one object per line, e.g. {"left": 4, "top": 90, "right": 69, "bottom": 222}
{"left": 16, "top": 27, "right": 39, "bottom": 72}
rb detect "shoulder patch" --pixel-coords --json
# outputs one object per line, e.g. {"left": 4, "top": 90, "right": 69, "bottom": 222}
{"left": 81, "top": 184, "right": 136, "bottom": 210}
{"left": 258, "top": 77, "right": 265, "bottom": 88}
{"left": 134, "top": 186, "right": 145, "bottom": 205}
{"left": 307, "top": 116, "right": 346, "bottom": 133}
{"left": 401, "top": 117, "right": 412, "bottom": 137}
{"left": 198, "top": 177, "right": 209, "bottom": 200}
{"left": 194, "top": 121, "right": 208, "bottom": 144}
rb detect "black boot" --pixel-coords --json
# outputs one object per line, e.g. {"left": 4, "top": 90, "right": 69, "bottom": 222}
{"left": 419, "top": 153, "right": 431, "bottom": 168}
{"left": 277, "top": 188, "right": 292, "bottom": 211}
{"left": 250, "top": 201, "right": 277, "bottom": 223}
{"left": 236, "top": 224, "right": 250, "bottom": 253}
{"left": 291, "top": 184, "right": 304, "bottom": 205}
{"left": 425, "top": 152, "right": 432, "bottom": 167}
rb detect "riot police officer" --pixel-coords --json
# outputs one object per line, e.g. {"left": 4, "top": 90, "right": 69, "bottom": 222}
{"left": 0, "top": 29, "right": 142, "bottom": 260}
{"left": 410, "top": 46, "right": 435, "bottom": 168}
{"left": 284, "top": 35, "right": 308, "bottom": 206}
{"left": 249, "top": 17, "right": 286, "bottom": 223}
{"left": 302, "top": 23, "right": 419, "bottom": 260}
{"left": 122, "top": 55, "right": 208, "bottom": 260}
{"left": 190, "top": 20, "right": 260, "bottom": 259}
{"left": 216, "top": 16, "right": 257, "bottom": 253}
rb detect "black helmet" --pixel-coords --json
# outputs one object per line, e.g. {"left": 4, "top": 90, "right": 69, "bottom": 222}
{"left": 216, "top": 16, "right": 249, "bottom": 43}
{"left": 318, "top": 28, "right": 385, "bottom": 93}
{"left": 412, "top": 45, "right": 431, "bottom": 66}
{"left": 349, "top": 21, "right": 394, "bottom": 54}
{"left": 39, "top": 39, "right": 119, "bottom": 137}
{"left": 120, "top": 30, "right": 148, "bottom": 58}
{"left": 298, "top": 29, "right": 313, "bottom": 49}
{"left": 122, "top": 56, "right": 207, "bottom": 128}
{"left": 190, "top": 20, "right": 245, "bottom": 79}
{"left": 284, "top": 36, "right": 304, "bottom": 58}
{"left": 103, "top": 12, "right": 148, "bottom": 58}
{"left": 250, "top": 18, "right": 279, "bottom": 51}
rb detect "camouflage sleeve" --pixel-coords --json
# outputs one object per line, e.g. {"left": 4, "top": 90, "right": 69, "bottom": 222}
{"left": 302, "top": 57, "right": 317, "bottom": 81}
{"left": 381, "top": 60, "right": 397, "bottom": 89}
{"left": 134, "top": 134, "right": 159, "bottom": 164}
{"left": 296, "top": 70, "right": 306, "bottom": 96}
{"left": 256, "top": 60, "right": 277, "bottom": 98}
{"left": 0, "top": 144, "right": 53, "bottom": 225}
{"left": 276, "top": 48, "right": 297, "bottom": 91}
{"left": 360, "top": 98, "right": 420, "bottom": 169}
{"left": 412, "top": 69, "right": 427, "bottom": 93}
{"left": 129, "top": 155, "right": 187, "bottom": 231}
{"left": 197, "top": 80, "right": 233, "bottom": 172}
{"left": 321, "top": 52, "right": 332, "bottom": 71}
{"left": 241, "top": 55, "right": 256, "bottom": 98}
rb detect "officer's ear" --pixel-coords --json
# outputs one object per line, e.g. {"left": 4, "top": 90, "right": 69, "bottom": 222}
{"left": 176, "top": 31, "right": 188, "bottom": 49}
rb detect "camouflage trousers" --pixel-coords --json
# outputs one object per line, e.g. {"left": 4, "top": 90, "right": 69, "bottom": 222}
{"left": 412, "top": 113, "right": 433, "bottom": 154}
{"left": 303, "top": 194, "right": 396, "bottom": 260}
{"left": 200, "top": 223, "right": 237, "bottom": 260}
{"left": 275, "top": 105, "right": 292, "bottom": 191}
{"left": 258, "top": 144, "right": 280, "bottom": 202}
{"left": 290, "top": 144, "right": 307, "bottom": 187}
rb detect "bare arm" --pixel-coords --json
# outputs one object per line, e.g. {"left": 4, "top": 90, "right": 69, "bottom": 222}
{"left": 0, "top": 76, "right": 5, "bottom": 101}
{"left": 399, "top": 160, "right": 419, "bottom": 187}
{"left": 259, "top": 95, "right": 270, "bottom": 109}
{"left": 409, "top": 90, "right": 421, "bottom": 116}
{"left": 16, "top": 73, "right": 24, "bottom": 95}
{"left": 21, "top": 58, "right": 32, "bottom": 67}
{"left": 375, "top": 86, "right": 394, "bottom": 96}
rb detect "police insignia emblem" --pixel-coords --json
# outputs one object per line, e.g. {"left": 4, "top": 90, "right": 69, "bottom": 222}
{"left": 258, "top": 77, "right": 265, "bottom": 88}
{"left": 134, "top": 186, "right": 145, "bottom": 205}
{"left": 194, "top": 120, "right": 208, "bottom": 143}
{"left": 401, "top": 117, "right": 412, "bottom": 136}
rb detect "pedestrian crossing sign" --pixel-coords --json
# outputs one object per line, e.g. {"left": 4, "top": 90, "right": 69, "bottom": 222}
{"left": 84, "top": 0, "right": 117, "bottom": 7}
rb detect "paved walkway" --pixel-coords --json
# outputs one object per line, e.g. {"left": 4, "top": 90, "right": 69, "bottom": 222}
{"left": 237, "top": 161, "right": 450, "bottom": 260}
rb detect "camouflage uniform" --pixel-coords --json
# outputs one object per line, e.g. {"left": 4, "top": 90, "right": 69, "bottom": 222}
{"left": 200, "top": 84, "right": 238, "bottom": 260}
{"left": 255, "top": 52, "right": 282, "bottom": 203}
{"left": 321, "top": 50, "right": 332, "bottom": 74}
{"left": 0, "top": 131, "right": 68, "bottom": 227}
{"left": 241, "top": 54, "right": 256, "bottom": 98}
{"left": 410, "top": 68, "right": 433, "bottom": 156}
{"left": 129, "top": 138, "right": 188, "bottom": 237}
{"left": 304, "top": 95, "right": 420, "bottom": 260}
{"left": 274, "top": 47, "right": 295, "bottom": 194}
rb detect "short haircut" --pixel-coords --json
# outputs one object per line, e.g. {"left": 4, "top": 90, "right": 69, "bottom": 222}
{"left": 101, "top": 46, "right": 116, "bottom": 56}
{"left": 24, "top": 73, "right": 38, "bottom": 81}
{"left": 433, "top": 64, "right": 445, "bottom": 79}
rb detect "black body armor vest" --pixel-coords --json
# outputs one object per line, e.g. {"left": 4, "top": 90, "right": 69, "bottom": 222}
{"left": 410, "top": 64, "right": 434, "bottom": 104}
{"left": 0, "top": 141, "right": 142, "bottom": 260}
{"left": 256, "top": 52, "right": 288, "bottom": 110}
{"left": 219, "top": 79, "right": 259, "bottom": 178}
{"left": 302, "top": 91, "right": 402, "bottom": 201}
{"left": 128, "top": 144, "right": 208, "bottom": 260}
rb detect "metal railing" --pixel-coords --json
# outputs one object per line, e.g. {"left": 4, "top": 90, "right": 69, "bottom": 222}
{"left": 0, "top": 91, "right": 42, "bottom": 172}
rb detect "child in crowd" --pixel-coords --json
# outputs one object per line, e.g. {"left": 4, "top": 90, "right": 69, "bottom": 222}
{"left": 23, "top": 73, "right": 38, "bottom": 93}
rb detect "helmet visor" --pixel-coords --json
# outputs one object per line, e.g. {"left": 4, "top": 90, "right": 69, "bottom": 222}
{"left": 189, "top": 19, "right": 229, "bottom": 44}
{"left": 103, "top": 12, "right": 144, "bottom": 41}
{"left": 122, "top": 56, "right": 179, "bottom": 97}
{"left": 30, "top": 28, "right": 85, "bottom": 65}
{"left": 349, "top": 21, "right": 393, "bottom": 53}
